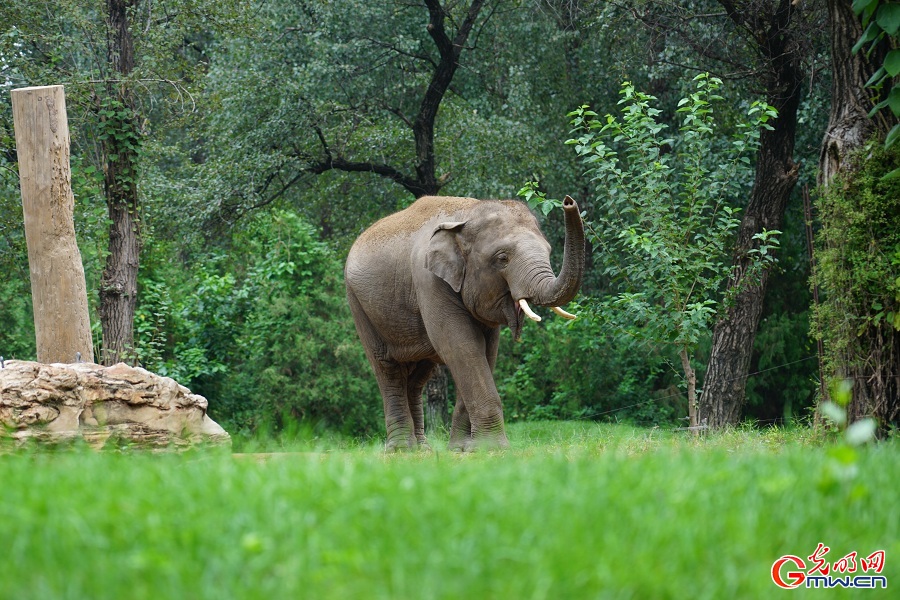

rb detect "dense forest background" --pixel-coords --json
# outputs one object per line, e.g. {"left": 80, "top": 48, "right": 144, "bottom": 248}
{"left": 1, "top": 0, "right": 898, "bottom": 439}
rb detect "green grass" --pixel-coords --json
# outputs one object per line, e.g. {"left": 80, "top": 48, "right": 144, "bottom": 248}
{"left": 1, "top": 422, "right": 897, "bottom": 599}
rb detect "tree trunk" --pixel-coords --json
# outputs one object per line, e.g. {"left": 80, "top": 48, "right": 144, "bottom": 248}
{"left": 698, "top": 0, "right": 803, "bottom": 428}
{"left": 425, "top": 364, "right": 451, "bottom": 433}
{"left": 819, "top": 0, "right": 888, "bottom": 185}
{"left": 99, "top": 0, "right": 142, "bottom": 365}
{"left": 11, "top": 85, "right": 94, "bottom": 364}
{"left": 816, "top": 0, "right": 899, "bottom": 427}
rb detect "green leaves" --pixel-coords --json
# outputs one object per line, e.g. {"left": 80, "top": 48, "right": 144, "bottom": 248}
{"left": 557, "top": 74, "right": 781, "bottom": 387}
{"left": 886, "top": 124, "right": 900, "bottom": 149}
{"left": 517, "top": 177, "right": 563, "bottom": 216}
{"left": 854, "top": 1, "right": 900, "bottom": 147}
{"left": 885, "top": 49, "right": 900, "bottom": 76}
{"left": 867, "top": 86, "right": 900, "bottom": 118}
{"left": 845, "top": 418, "right": 878, "bottom": 445}
{"left": 813, "top": 137, "right": 900, "bottom": 438}
{"left": 876, "top": 2, "right": 900, "bottom": 34}
{"left": 853, "top": 0, "right": 879, "bottom": 18}
{"left": 820, "top": 379, "right": 877, "bottom": 452}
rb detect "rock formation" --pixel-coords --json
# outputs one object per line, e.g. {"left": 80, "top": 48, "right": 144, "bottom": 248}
{"left": 0, "top": 360, "right": 230, "bottom": 450}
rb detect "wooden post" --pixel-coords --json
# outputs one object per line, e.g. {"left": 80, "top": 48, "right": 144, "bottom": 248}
{"left": 11, "top": 85, "right": 94, "bottom": 364}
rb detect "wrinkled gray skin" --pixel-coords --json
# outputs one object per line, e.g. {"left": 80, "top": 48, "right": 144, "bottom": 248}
{"left": 345, "top": 195, "right": 585, "bottom": 451}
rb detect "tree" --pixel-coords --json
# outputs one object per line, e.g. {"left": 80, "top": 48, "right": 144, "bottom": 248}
{"left": 813, "top": 0, "right": 900, "bottom": 429}
{"left": 1, "top": 0, "right": 249, "bottom": 365}
{"left": 201, "top": 0, "right": 499, "bottom": 220}
{"left": 98, "top": 0, "right": 142, "bottom": 365}
{"left": 199, "top": 0, "right": 500, "bottom": 426}
{"left": 560, "top": 75, "right": 779, "bottom": 429}
{"left": 696, "top": 0, "right": 807, "bottom": 428}
{"left": 625, "top": 0, "right": 818, "bottom": 427}
{"left": 310, "top": 0, "right": 490, "bottom": 197}
{"left": 819, "top": 0, "right": 886, "bottom": 183}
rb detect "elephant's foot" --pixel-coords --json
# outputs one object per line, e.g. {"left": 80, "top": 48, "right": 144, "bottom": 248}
{"left": 448, "top": 432, "right": 510, "bottom": 452}
{"left": 469, "top": 433, "right": 510, "bottom": 452}
{"left": 386, "top": 433, "right": 435, "bottom": 453}
{"left": 448, "top": 437, "right": 467, "bottom": 452}
{"left": 448, "top": 428, "right": 469, "bottom": 452}
{"left": 385, "top": 431, "right": 418, "bottom": 452}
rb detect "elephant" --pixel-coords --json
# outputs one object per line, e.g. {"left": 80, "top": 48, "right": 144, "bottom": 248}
{"left": 345, "top": 194, "right": 585, "bottom": 451}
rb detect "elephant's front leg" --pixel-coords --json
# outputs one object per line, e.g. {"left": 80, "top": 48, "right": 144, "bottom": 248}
{"left": 448, "top": 363, "right": 510, "bottom": 451}
{"left": 448, "top": 327, "right": 502, "bottom": 451}
{"left": 428, "top": 324, "right": 509, "bottom": 451}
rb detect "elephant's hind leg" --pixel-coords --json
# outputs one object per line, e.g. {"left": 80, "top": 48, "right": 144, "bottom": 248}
{"left": 407, "top": 360, "right": 436, "bottom": 449}
{"left": 375, "top": 360, "right": 419, "bottom": 451}
{"left": 347, "top": 287, "right": 416, "bottom": 451}
{"left": 448, "top": 399, "right": 472, "bottom": 452}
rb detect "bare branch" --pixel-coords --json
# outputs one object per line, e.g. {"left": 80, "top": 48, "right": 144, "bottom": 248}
{"left": 307, "top": 156, "right": 430, "bottom": 198}
{"left": 362, "top": 36, "right": 437, "bottom": 68}
{"left": 386, "top": 105, "right": 414, "bottom": 129}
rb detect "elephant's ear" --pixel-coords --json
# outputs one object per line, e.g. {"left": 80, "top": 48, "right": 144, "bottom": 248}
{"left": 426, "top": 221, "right": 467, "bottom": 293}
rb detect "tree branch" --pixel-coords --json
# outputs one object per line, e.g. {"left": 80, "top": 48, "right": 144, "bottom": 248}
{"left": 363, "top": 35, "right": 437, "bottom": 68}
{"left": 413, "top": 0, "right": 488, "bottom": 194}
{"left": 307, "top": 156, "right": 431, "bottom": 198}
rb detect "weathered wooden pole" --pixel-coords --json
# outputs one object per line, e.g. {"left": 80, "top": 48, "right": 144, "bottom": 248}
{"left": 11, "top": 85, "right": 94, "bottom": 364}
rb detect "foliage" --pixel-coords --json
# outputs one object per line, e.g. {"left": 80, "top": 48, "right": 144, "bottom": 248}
{"left": 215, "top": 211, "right": 380, "bottom": 436}
{"left": 495, "top": 316, "right": 679, "bottom": 426}
{"left": 0, "top": 114, "right": 107, "bottom": 363}
{"left": 744, "top": 310, "right": 816, "bottom": 423}
{"left": 0, "top": 0, "right": 834, "bottom": 433}
{"left": 193, "top": 0, "right": 644, "bottom": 236}
{"left": 1, "top": 423, "right": 898, "bottom": 599}
{"left": 525, "top": 75, "right": 780, "bottom": 421}
{"left": 818, "top": 377, "right": 880, "bottom": 494}
{"left": 0, "top": 0, "right": 255, "bottom": 362}
{"left": 0, "top": 129, "right": 34, "bottom": 359}
{"left": 566, "top": 74, "right": 778, "bottom": 347}
{"left": 853, "top": 0, "right": 900, "bottom": 153}
{"left": 0, "top": 277, "right": 34, "bottom": 360}
{"left": 133, "top": 210, "right": 381, "bottom": 437}
{"left": 812, "top": 140, "right": 900, "bottom": 425}
{"left": 740, "top": 184, "right": 820, "bottom": 425}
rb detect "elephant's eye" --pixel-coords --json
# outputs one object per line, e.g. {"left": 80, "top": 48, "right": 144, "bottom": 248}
{"left": 494, "top": 252, "right": 509, "bottom": 267}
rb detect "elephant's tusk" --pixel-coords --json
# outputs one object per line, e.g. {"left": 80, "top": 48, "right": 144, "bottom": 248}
{"left": 518, "top": 298, "right": 542, "bottom": 322}
{"left": 552, "top": 306, "right": 578, "bottom": 320}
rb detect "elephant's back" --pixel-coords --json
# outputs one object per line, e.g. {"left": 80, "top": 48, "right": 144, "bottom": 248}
{"left": 358, "top": 196, "right": 477, "bottom": 245}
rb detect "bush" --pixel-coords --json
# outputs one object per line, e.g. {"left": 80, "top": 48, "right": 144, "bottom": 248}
{"left": 495, "top": 315, "right": 679, "bottom": 426}
{"left": 0, "top": 277, "right": 35, "bottom": 360}
{"left": 136, "top": 210, "right": 381, "bottom": 438}
{"left": 521, "top": 75, "right": 779, "bottom": 427}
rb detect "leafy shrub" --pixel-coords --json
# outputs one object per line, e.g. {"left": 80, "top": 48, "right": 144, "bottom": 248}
{"left": 495, "top": 315, "right": 679, "bottom": 426}
{"left": 136, "top": 210, "right": 381, "bottom": 437}
{"left": 522, "top": 74, "right": 780, "bottom": 426}
{"left": 0, "top": 277, "right": 35, "bottom": 360}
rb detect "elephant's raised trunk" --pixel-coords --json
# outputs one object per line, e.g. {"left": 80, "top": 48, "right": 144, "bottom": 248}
{"left": 531, "top": 195, "right": 585, "bottom": 307}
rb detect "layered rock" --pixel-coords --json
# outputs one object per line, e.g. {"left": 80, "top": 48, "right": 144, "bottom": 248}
{"left": 0, "top": 360, "right": 230, "bottom": 450}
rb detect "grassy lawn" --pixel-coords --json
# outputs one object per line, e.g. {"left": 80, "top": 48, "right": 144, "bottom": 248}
{"left": 1, "top": 422, "right": 897, "bottom": 599}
